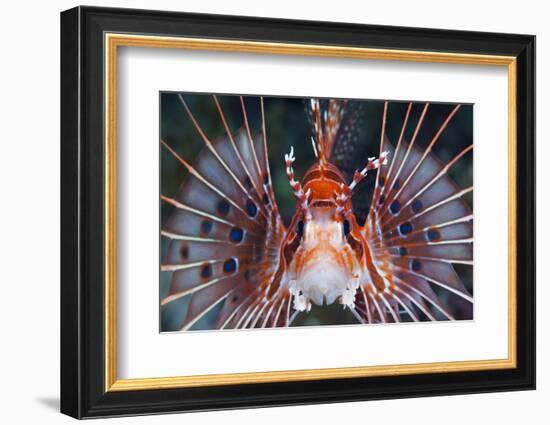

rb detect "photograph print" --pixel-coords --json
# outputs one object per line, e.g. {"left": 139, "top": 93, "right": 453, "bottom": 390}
{"left": 160, "top": 94, "right": 473, "bottom": 332}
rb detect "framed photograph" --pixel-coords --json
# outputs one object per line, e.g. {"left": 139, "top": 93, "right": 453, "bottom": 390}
{"left": 60, "top": 6, "right": 535, "bottom": 419}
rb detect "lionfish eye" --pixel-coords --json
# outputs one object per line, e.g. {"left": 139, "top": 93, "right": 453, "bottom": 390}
{"left": 296, "top": 220, "right": 304, "bottom": 238}
{"left": 343, "top": 219, "right": 351, "bottom": 236}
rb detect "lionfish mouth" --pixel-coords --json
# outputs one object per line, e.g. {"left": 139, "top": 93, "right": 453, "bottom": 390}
{"left": 309, "top": 199, "right": 337, "bottom": 208}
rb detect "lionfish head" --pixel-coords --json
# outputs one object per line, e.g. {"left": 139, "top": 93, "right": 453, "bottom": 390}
{"left": 282, "top": 153, "right": 372, "bottom": 312}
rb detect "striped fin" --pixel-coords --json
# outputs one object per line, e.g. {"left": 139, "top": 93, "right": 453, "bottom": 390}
{"left": 161, "top": 95, "right": 288, "bottom": 331}
{"left": 306, "top": 98, "right": 347, "bottom": 163}
{"left": 359, "top": 102, "right": 473, "bottom": 323}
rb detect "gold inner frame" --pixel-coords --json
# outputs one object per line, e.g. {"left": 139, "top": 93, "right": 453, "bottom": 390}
{"left": 104, "top": 33, "right": 517, "bottom": 392}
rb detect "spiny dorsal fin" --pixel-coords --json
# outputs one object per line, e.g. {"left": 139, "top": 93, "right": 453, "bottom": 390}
{"left": 305, "top": 98, "right": 347, "bottom": 164}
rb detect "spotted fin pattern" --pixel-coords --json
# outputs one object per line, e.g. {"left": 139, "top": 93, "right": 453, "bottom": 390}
{"left": 356, "top": 102, "right": 473, "bottom": 323}
{"left": 161, "top": 95, "right": 291, "bottom": 331}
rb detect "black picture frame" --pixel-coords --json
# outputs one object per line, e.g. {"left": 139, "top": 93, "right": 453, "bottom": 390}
{"left": 61, "top": 5, "right": 535, "bottom": 419}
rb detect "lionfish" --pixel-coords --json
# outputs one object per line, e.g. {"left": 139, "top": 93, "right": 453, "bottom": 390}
{"left": 160, "top": 95, "right": 473, "bottom": 331}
